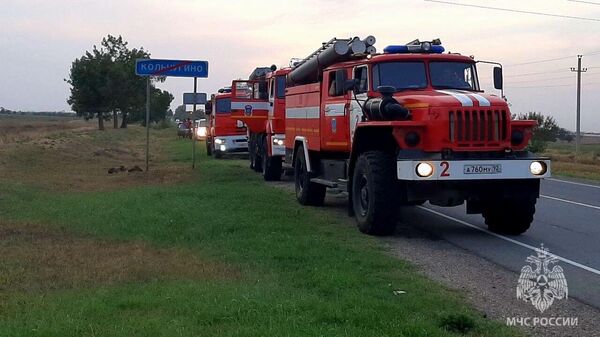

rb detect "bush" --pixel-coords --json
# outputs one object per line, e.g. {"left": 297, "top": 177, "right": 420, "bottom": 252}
{"left": 439, "top": 313, "right": 476, "bottom": 334}
{"left": 515, "top": 112, "right": 560, "bottom": 153}
{"left": 152, "top": 119, "right": 173, "bottom": 130}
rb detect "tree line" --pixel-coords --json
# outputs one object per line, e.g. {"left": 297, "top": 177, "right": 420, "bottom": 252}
{"left": 66, "top": 35, "right": 173, "bottom": 130}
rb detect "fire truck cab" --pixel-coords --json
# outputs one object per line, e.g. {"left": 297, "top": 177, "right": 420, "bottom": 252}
{"left": 284, "top": 37, "right": 550, "bottom": 236}
{"left": 205, "top": 88, "right": 248, "bottom": 158}
{"left": 230, "top": 67, "right": 290, "bottom": 180}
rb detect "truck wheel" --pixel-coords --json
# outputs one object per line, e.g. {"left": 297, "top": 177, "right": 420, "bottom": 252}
{"left": 206, "top": 139, "right": 213, "bottom": 156}
{"left": 249, "top": 134, "right": 256, "bottom": 169}
{"left": 352, "top": 151, "right": 398, "bottom": 236}
{"left": 252, "top": 135, "right": 263, "bottom": 173}
{"left": 482, "top": 199, "right": 535, "bottom": 235}
{"left": 262, "top": 137, "right": 282, "bottom": 181}
{"left": 294, "top": 146, "right": 325, "bottom": 206}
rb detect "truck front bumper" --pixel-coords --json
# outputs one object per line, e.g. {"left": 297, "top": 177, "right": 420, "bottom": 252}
{"left": 214, "top": 135, "right": 248, "bottom": 153}
{"left": 397, "top": 159, "right": 551, "bottom": 181}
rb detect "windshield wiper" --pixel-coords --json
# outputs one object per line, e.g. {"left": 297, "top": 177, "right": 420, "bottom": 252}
{"left": 433, "top": 85, "right": 475, "bottom": 91}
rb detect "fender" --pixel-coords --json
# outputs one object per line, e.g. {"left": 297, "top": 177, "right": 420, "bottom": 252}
{"left": 293, "top": 136, "right": 311, "bottom": 172}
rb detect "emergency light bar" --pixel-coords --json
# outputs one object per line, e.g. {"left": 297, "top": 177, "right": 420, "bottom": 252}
{"left": 384, "top": 43, "right": 445, "bottom": 54}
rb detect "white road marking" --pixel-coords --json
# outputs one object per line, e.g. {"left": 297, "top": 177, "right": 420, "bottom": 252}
{"left": 547, "top": 178, "right": 600, "bottom": 190}
{"left": 541, "top": 195, "right": 600, "bottom": 210}
{"left": 417, "top": 206, "right": 600, "bottom": 276}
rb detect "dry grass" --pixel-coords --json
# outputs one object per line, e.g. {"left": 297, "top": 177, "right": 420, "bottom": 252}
{"left": 543, "top": 141, "right": 600, "bottom": 181}
{"left": 0, "top": 115, "right": 194, "bottom": 191}
{"left": 0, "top": 222, "right": 239, "bottom": 294}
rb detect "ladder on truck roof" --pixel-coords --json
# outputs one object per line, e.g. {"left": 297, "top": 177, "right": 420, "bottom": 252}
{"left": 291, "top": 37, "right": 351, "bottom": 70}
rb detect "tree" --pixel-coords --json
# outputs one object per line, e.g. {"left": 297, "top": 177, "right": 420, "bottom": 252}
{"left": 128, "top": 88, "right": 174, "bottom": 125}
{"left": 516, "top": 112, "right": 560, "bottom": 153}
{"left": 66, "top": 35, "right": 169, "bottom": 130}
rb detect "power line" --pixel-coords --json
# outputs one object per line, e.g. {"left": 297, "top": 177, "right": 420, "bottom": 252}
{"left": 507, "top": 82, "right": 600, "bottom": 88}
{"left": 506, "top": 51, "right": 600, "bottom": 67}
{"left": 568, "top": 0, "right": 600, "bottom": 5}
{"left": 424, "top": 0, "right": 600, "bottom": 22}
{"left": 505, "top": 70, "right": 600, "bottom": 84}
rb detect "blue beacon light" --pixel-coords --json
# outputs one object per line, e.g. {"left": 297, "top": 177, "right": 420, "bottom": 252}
{"left": 383, "top": 44, "right": 445, "bottom": 54}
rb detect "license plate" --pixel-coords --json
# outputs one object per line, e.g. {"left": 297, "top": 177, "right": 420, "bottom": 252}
{"left": 463, "top": 164, "right": 502, "bottom": 175}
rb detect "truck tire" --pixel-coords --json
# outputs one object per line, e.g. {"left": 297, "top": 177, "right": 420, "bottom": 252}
{"left": 262, "top": 137, "right": 282, "bottom": 181}
{"left": 482, "top": 199, "right": 535, "bottom": 235}
{"left": 294, "top": 145, "right": 326, "bottom": 206}
{"left": 251, "top": 134, "right": 263, "bottom": 173}
{"left": 352, "top": 151, "right": 398, "bottom": 236}
{"left": 206, "top": 138, "right": 213, "bottom": 156}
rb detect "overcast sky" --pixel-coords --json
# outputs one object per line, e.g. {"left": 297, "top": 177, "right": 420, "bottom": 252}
{"left": 1, "top": 0, "right": 600, "bottom": 131}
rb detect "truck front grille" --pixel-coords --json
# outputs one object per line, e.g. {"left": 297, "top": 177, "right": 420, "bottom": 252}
{"left": 449, "top": 110, "right": 508, "bottom": 146}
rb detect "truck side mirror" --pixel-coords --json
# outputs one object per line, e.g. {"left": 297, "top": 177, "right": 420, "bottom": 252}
{"left": 344, "top": 79, "right": 358, "bottom": 92}
{"left": 493, "top": 67, "right": 503, "bottom": 90}
{"left": 334, "top": 69, "right": 347, "bottom": 96}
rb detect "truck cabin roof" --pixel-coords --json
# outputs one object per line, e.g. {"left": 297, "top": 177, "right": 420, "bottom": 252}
{"left": 323, "top": 53, "right": 475, "bottom": 72}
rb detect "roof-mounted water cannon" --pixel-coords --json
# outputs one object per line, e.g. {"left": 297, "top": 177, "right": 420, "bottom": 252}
{"left": 363, "top": 86, "right": 410, "bottom": 121}
{"left": 217, "top": 86, "right": 231, "bottom": 93}
{"left": 384, "top": 38, "right": 445, "bottom": 54}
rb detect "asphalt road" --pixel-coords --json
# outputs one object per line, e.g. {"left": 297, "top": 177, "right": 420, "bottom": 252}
{"left": 402, "top": 177, "right": 600, "bottom": 310}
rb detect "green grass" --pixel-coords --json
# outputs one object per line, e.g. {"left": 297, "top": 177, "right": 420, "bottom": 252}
{"left": 543, "top": 142, "right": 600, "bottom": 181}
{"left": 0, "top": 132, "right": 519, "bottom": 336}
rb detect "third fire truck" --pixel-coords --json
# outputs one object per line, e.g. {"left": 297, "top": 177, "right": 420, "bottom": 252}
{"left": 283, "top": 36, "right": 550, "bottom": 236}
{"left": 205, "top": 87, "right": 248, "bottom": 158}
{"left": 230, "top": 67, "right": 291, "bottom": 180}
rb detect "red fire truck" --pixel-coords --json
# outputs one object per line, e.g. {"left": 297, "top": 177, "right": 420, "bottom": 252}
{"left": 205, "top": 87, "right": 248, "bottom": 158}
{"left": 284, "top": 37, "right": 550, "bottom": 236}
{"left": 230, "top": 67, "right": 291, "bottom": 180}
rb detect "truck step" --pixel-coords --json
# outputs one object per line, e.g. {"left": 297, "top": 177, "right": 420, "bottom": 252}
{"left": 310, "top": 178, "right": 338, "bottom": 188}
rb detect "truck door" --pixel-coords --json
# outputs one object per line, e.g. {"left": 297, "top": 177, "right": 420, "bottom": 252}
{"left": 350, "top": 65, "right": 369, "bottom": 143}
{"left": 321, "top": 69, "right": 350, "bottom": 152}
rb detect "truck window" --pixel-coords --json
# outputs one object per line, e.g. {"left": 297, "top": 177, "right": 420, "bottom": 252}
{"left": 353, "top": 65, "right": 368, "bottom": 94}
{"left": 328, "top": 71, "right": 344, "bottom": 97}
{"left": 235, "top": 82, "right": 252, "bottom": 99}
{"left": 276, "top": 76, "right": 286, "bottom": 99}
{"left": 430, "top": 62, "right": 479, "bottom": 91}
{"left": 215, "top": 98, "right": 231, "bottom": 113}
{"left": 372, "top": 62, "right": 427, "bottom": 91}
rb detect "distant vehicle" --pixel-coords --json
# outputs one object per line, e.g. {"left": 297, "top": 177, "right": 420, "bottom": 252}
{"left": 195, "top": 119, "right": 207, "bottom": 140}
{"left": 177, "top": 122, "right": 192, "bottom": 139}
{"left": 175, "top": 118, "right": 181, "bottom": 124}
{"left": 205, "top": 90, "right": 248, "bottom": 158}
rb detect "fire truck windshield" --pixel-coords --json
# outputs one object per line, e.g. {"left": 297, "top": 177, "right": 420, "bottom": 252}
{"left": 430, "top": 61, "right": 479, "bottom": 91}
{"left": 373, "top": 62, "right": 427, "bottom": 91}
{"left": 372, "top": 61, "right": 480, "bottom": 92}
{"left": 215, "top": 98, "right": 231, "bottom": 114}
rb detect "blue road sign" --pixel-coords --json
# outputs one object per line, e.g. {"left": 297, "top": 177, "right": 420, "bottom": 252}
{"left": 135, "top": 59, "right": 208, "bottom": 78}
{"left": 183, "top": 93, "right": 207, "bottom": 105}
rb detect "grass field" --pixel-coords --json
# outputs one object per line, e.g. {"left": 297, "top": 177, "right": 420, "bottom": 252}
{"left": 543, "top": 141, "right": 600, "bottom": 181}
{"left": 0, "top": 116, "right": 520, "bottom": 336}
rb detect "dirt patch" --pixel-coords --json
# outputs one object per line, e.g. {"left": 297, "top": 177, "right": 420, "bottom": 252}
{"left": 0, "top": 222, "right": 239, "bottom": 293}
{"left": 0, "top": 119, "right": 193, "bottom": 192}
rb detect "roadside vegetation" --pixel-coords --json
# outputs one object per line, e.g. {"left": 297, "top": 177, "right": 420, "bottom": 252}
{"left": 543, "top": 141, "right": 600, "bottom": 181}
{"left": 0, "top": 115, "right": 520, "bottom": 336}
{"left": 515, "top": 112, "right": 599, "bottom": 182}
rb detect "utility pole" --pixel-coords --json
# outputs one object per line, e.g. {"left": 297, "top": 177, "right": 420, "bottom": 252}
{"left": 571, "top": 55, "right": 587, "bottom": 155}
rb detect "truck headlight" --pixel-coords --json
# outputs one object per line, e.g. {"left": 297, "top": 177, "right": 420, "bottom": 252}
{"left": 416, "top": 162, "right": 434, "bottom": 177}
{"left": 219, "top": 145, "right": 227, "bottom": 152}
{"left": 530, "top": 161, "right": 547, "bottom": 175}
{"left": 215, "top": 138, "right": 225, "bottom": 145}
{"left": 272, "top": 138, "right": 285, "bottom": 146}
